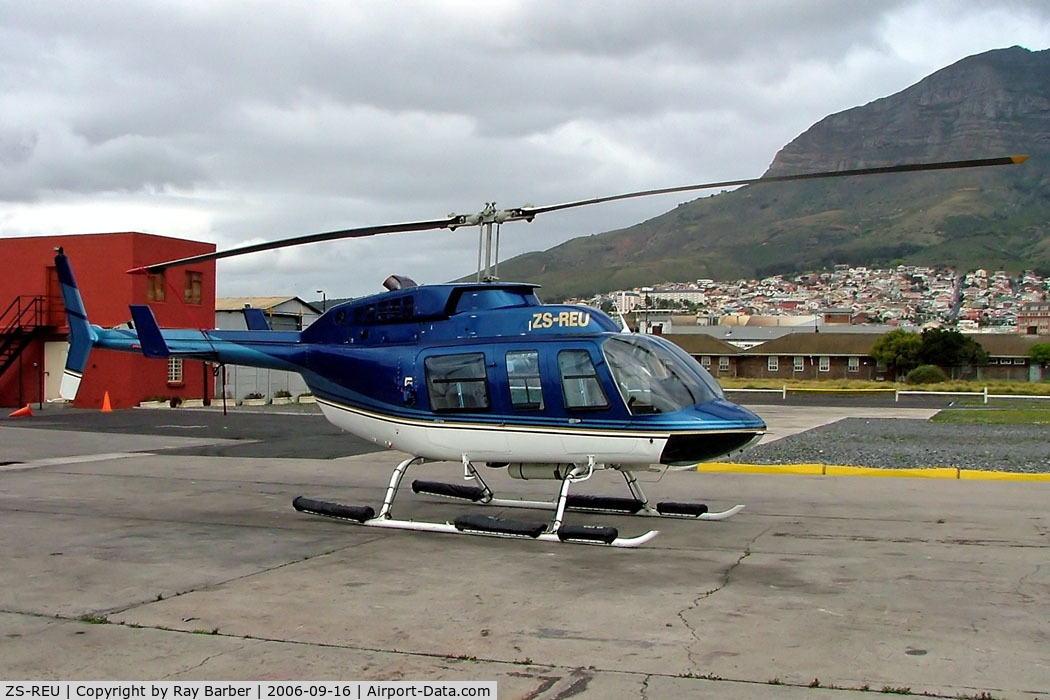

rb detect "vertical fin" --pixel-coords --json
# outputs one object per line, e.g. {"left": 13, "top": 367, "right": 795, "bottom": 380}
{"left": 242, "top": 307, "right": 271, "bottom": 331}
{"left": 54, "top": 249, "right": 96, "bottom": 400}
{"left": 129, "top": 305, "right": 171, "bottom": 358}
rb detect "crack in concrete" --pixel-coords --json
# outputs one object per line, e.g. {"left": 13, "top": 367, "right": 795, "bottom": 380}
{"left": 159, "top": 643, "right": 255, "bottom": 679}
{"left": 675, "top": 526, "right": 769, "bottom": 668}
{"left": 638, "top": 673, "right": 652, "bottom": 700}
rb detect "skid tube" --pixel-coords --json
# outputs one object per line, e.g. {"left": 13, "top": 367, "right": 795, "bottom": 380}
{"left": 293, "top": 455, "right": 660, "bottom": 548}
{"left": 413, "top": 461, "right": 745, "bottom": 521}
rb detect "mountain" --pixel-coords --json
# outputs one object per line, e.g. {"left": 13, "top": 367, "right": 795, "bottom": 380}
{"left": 493, "top": 47, "right": 1050, "bottom": 301}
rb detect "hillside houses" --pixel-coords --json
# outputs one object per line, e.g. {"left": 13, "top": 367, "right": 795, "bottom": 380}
{"left": 588, "top": 264, "right": 1050, "bottom": 382}
{"left": 602, "top": 265, "right": 1049, "bottom": 333}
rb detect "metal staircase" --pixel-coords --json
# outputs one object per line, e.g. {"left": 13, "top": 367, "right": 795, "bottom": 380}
{"left": 0, "top": 296, "right": 47, "bottom": 380}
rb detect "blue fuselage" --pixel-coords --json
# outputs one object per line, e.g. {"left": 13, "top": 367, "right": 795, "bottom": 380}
{"left": 90, "top": 282, "right": 765, "bottom": 464}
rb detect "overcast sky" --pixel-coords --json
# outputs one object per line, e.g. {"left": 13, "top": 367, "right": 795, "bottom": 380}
{"left": 2, "top": 1, "right": 1048, "bottom": 300}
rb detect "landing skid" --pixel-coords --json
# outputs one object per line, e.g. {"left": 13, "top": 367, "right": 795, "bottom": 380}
{"left": 293, "top": 456, "right": 660, "bottom": 548}
{"left": 413, "top": 463, "right": 745, "bottom": 521}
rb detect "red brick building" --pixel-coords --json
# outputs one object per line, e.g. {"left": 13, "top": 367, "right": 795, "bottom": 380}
{"left": 0, "top": 233, "right": 215, "bottom": 409}
{"left": 728, "top": 332, "right": 879, "bottom": 380}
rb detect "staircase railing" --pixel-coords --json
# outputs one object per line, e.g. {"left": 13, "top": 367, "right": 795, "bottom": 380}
{"left": 0, "top": 295, "right": 47, "bottom": 379}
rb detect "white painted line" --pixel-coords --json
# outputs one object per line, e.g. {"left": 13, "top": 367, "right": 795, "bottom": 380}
{"left": 0, "top": 452, "right": 148, "bottom": 471}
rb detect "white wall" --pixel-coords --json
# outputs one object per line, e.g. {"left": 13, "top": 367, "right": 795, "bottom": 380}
{"left": 44, "top": 341, "right": 69, "bottom": 401}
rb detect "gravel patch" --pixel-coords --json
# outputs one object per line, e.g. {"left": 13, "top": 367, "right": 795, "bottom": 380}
{"left": 731, "top": 417, "right": 1050, "bottom": 473}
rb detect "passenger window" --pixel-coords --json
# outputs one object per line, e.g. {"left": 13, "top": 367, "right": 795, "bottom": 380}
{"left": 425, "top": 353, "right": 489, "bottom": 411}
{"left": 506, "top": 350, "right": 543, "bottom": 410}
{"left": 558, "top": 349, "right": 608, "bottom": 410}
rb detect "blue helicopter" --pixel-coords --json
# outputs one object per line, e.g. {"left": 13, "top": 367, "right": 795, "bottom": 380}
{"left": 55, "top": 155, "right": 1026, "bottom": 547}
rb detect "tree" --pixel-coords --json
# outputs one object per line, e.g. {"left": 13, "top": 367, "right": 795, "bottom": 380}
{"left": 870, "top": 329, "right": 922, "bottom": 380}
{"left": 919, "top": 328, "right": 987, "bottom": 378}
{"left": 1030, "top": 343, "right": 1050, "bottom": 367}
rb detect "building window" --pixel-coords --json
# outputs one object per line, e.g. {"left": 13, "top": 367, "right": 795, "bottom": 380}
{"left": 768, "top": 356, "right": 779, "bottom": 372}
{"left": 819, "top": 356, "right": 831, "bottom": 372}
{"left": 425, "top": 353, "right": 490, "bottom": 411}
{"left": 1013, "top": 358, "right": 1026, "bottom": 365}
{"left": 793, "top": 356, "right": 804, "bottom": 372}
{"left": 506, "top": 350, "right": 543, "bottom": 410}
{"left": 167, "top": 357, "right": 183, "bottom": 384}
{"left": 184, "top": 271, "right": 203, "bottom": 305}
{"left": 558, "top": 349, "right": 608, "bottom": 409}
{"left": 700, "top": 355, "right": 711, "bottom": 368}
{"left": 147, "top": 273, "right": 165, "bottom": 302}
{"left": 718, "top": 356, "right": 729, "bottom": 372}
{"left": 847, "top": 356, "right": 859, "bottom": 373}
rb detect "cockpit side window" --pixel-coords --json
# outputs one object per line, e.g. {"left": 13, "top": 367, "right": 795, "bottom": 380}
{"left": 649, "top": 335, "right": 725, "bottom": 399}
{"left": 603, "top": 336, "right": 715, "bottom": 414}
{"left": 557, "top": 349, "right": 608, "bottom": 410}
{"left": 506, "top": 350, "right": 544, "bottom": 410}
{"left": 424, "top": 353, "right": 490, "bottom": 411}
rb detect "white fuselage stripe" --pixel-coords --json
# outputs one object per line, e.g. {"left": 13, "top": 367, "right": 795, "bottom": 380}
{"left": 316, "top": 396, "right": 757, "bottom": 465}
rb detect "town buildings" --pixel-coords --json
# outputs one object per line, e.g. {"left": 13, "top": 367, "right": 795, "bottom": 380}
{"left": 600, "top": 265, "right": 1049, "bottom": 334}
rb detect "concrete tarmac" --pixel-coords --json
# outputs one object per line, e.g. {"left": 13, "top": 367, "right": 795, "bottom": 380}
{"left": 1, "top": 406, "right": 1048, "bottom": 699}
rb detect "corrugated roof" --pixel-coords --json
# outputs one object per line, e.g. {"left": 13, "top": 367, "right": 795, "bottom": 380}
{"left": 216, "top": 296, "right": 302, "bottom": 311}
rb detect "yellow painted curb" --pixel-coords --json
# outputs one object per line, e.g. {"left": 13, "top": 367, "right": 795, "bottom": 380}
{"left": 825, "top": 465, "right": 958, "bottom": 478}
{"left": 699, "top": 462, "right": 1050, "bottom": 481}
{"left": 958, "top": 469, "right": 1050, "bottom": 482}
{"left": 700, "top": 462, "right": 825, "bottom": 476}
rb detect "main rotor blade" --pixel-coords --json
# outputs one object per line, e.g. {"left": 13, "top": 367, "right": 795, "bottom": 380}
{"left": 130, "top": 154, "right": 1026, "bottom": 274}
{"left": 514, "top": 155, "right": 1028, "bottom": 218}
{"left": 129, "top": 216, "right": 462, "bottom": 273}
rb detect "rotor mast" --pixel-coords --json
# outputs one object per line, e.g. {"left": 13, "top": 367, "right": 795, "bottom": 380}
{"left": 456, "top": 202, "right": 532, "bottom": 283}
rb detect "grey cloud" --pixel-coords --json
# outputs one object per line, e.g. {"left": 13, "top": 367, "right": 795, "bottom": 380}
{"left": 2, "top": 0, "right": 1048, "bottom": 296}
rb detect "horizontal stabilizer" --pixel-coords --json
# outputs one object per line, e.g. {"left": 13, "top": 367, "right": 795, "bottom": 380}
{"left": 242, "top": 308, "right": 271, "bottom": 331}
{"left": 129, "top": 305, "right": 170, "bottom": 358}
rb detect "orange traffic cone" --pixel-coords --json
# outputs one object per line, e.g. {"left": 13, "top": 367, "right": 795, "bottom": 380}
{"left": 8, "top": 404, "right": 33, "bottom": 418}
{"left": 101, "top": 391, "right": 113, "bottom": 413}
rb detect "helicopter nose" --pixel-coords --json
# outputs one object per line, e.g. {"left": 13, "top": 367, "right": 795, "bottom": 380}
{"left": 702, "top": 398, "right": 767, "bottom": 430}
{"left": 658, "top": 399, "right": 766, "bottom": 465}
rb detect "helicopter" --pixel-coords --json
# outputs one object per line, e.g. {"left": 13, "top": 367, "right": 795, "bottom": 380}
{"left": 55, "top": 155, "right": 1027, "bottom": 548}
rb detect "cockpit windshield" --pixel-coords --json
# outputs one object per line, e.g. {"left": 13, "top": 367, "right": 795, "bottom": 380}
{"left": 602, "top": 335, "right": 720, "bottom": 414}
